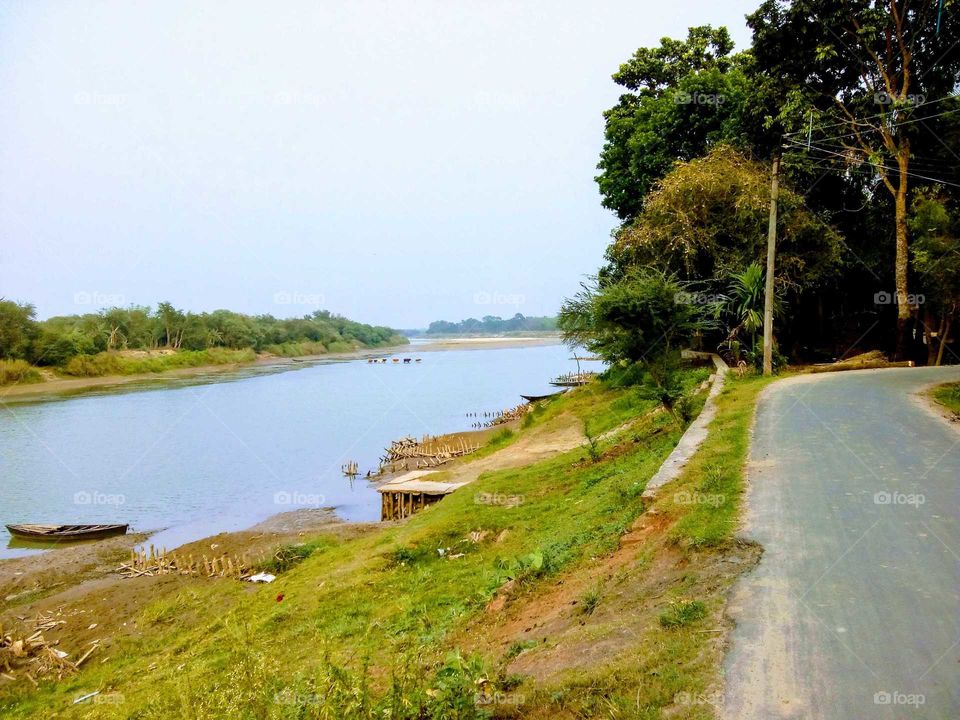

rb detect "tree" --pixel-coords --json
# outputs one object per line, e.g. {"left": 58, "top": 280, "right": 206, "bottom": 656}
{"left": 607, "top": 145, "right": 845, "bottom": 291}
{"left": 596, "top": 26, "right": 788, "bottom": 223}
{"left": 748, "top": 0, "right": 960, "bottom": 358}
{"left": 558, "top": 267, "right": 705, "bottom": 364}
{"left": 911, "top": 192, "right": 960, "bottom": 364}
{"left": 0, "top": 300, "right": 38, "bottom": 360}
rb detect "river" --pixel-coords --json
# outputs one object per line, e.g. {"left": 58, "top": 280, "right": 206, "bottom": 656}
{"left": 0, "top": 340, "right": 574, "bottom": 558}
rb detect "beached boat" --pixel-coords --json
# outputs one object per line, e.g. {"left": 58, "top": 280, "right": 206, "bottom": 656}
{"left": 520, "top": 390, "right": 567, "bottom": 402}
{"left": 5, "top": 523, "right": 129, "bottom": 540}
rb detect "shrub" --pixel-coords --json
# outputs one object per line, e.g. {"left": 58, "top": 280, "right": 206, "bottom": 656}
{"left": 659, "top": 599, "right": 707, "bottom": 628}
{"left": 0, "top": 359, "right": 42, "bottom": 385}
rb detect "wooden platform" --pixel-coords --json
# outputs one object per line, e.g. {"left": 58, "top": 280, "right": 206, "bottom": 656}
{"left": 377, "top": 471, "right": 468, "bottom": 521}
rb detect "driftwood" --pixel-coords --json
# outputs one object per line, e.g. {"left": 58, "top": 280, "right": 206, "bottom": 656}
{"left": 0, "top": 611, "right": 100, "bottom": 682}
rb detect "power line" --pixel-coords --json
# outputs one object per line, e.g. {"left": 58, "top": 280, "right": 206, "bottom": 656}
{"left": 784, "top": 139, "right": 960, "bottom": 188}
{"left": 797, "top": 106, "right": 960, "bottom": 145}
{"left": 783, "top": 93, "right": 960, "bottom": 137}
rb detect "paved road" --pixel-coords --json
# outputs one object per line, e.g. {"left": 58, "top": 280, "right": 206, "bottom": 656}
{"left": 724, "top": 367, "right": 960, "bottom": 720}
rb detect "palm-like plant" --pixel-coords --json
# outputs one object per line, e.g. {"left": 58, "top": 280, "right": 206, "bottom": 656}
{"left": 718, "top": 262, "right": 780, "bottom": 361}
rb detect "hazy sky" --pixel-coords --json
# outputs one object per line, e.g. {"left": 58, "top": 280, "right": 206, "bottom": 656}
{"left": 0, "top": 1, "right": 757, "bottom": 328}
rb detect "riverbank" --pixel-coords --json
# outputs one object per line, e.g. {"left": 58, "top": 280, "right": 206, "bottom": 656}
{"left": 0, "top": 336, "right": 561, "bottom": 402}
{"left": 0, "top": 366, "right": 781, "bottom": 720}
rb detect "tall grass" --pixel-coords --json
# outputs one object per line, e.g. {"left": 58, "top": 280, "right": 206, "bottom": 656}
{"left": 0, "top": 359, "right": 42, "bottom": 385}
{"left": 61, "top": 348, "right": 256, "bottom": 377}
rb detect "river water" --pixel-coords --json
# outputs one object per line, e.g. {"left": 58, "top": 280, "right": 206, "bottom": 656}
{"left": 0, "top": 341, "right": 573, "bottom": 558}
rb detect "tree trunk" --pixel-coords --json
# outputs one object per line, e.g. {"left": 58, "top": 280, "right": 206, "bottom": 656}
{"left": 936, "top": 313, "right": 952, "bottom": 366}
{"left": 892, "top": 146, "right": 911, "bottom": 361}
{"left": 925, "top": 310, "right": 938, "bottom": 366}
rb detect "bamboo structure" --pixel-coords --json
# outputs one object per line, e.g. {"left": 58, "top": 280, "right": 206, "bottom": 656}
{"left": 116, "top": 547, "right": 253, "bottom": 579}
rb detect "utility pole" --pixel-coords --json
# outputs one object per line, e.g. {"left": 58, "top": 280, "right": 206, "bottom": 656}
{"left": 762, "top": 154, "right": 780, "bottom": 376}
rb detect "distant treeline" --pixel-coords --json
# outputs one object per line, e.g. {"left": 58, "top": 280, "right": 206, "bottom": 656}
{"left": 422, "top": 314, "right": 557, "bottom": 335}
{"left": 0, "top": 300, "right": 406, "bottom": 377}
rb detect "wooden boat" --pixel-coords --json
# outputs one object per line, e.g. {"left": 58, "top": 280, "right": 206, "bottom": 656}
{"left": 520, "top": 390, "right": 567, "bottom": 402}
{"left": 5, "top": 523, "right": 129, "bottom": 540}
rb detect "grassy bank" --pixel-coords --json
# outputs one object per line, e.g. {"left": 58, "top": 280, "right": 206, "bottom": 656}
{"left": 931, "top": 381, "right": 960, "bottom": 415}
{"left": 0, "top": 336, "right": 410, "bottom": 385}
{"left": 0, "top": 359, "right": 42, "bottom": 385}
{"left": 60, "top": 348, "right": 258, "bottom": 377}
{"left": 1, "top": 370, "right": 772, "bottom": 719}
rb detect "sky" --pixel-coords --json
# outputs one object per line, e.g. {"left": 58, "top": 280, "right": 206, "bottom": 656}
{"left": 0, "top": 1, "right": 758, "bottom": 329}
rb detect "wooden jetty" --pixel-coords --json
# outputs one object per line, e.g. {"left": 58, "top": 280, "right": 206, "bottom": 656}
{"left": 377, "top": 471, "right": 468, "bottom": 521}
{"left": 550, "top": 371, "right": 597, "bottom": 387}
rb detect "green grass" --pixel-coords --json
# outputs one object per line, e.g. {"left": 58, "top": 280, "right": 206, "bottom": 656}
{"left": 60, "top": 348, "right": 257, "bottom": 377}
{"left": 932, "top": 382, "right": 960, "bottom": 415}
{"left": 0, "top": 359, "right": 42, "bottom": 385}
{"left": 515, "top": 372, "right": 776, "bottom": 718}
{"left": 1, "top": 367, "right": 764, "bottom": 720}
{"left": 659, "top": 599, "right": 707, "bottom": 628}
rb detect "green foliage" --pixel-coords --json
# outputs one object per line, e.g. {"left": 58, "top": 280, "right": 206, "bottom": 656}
{"left": 658, "top": 599, "right": 707, "bottom": 628}
{"left": 257, "top": 538, "right": 338, "bottom": 574}
{"left": 0, "top": 300, "right": 406, "bottom": 377}
{"left": 596, "top": 27, "right": 783, "bottom": 222}
{"left": 0, "top": 359, "right": 42, "bottom": 385}
{"left": 608, "top": 146, "right": 844, "bottom": 291}
{"left": 425, "top": 313, "right": 556, "bottom": 335}
{"left": 60, "top": 348, "right": 256, "bottom": 377}
{"left": 0, "top": 301, "right": 38, "bottom": 360}
{"left": 559, "top": 266, "right": 708, "bottom": 365}
{"left": 583, "top": 419, "right": 601, "bottom": 463}
{"left": 578, "top": 584, "right": 603, "bottom": 616}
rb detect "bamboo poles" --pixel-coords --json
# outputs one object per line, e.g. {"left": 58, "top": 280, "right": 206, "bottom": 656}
{"left": 117, "top": 546, "right": 253, "bottom": 579}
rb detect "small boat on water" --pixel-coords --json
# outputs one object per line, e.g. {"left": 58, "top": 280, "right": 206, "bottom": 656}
{"left": 5, "top": 523, "right": 129, "bottom": 540}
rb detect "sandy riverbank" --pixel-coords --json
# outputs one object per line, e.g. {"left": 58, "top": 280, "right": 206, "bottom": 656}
{"left": 0, "top": 335, "right": 562, "bottom": 402}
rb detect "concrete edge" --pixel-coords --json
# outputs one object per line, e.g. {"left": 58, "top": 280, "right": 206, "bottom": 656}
{"left": 640, "top": 352, "right": 729, "bottom": 500}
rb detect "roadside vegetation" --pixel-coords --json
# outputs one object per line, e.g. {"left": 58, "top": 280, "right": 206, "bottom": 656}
{"left": 0, "top": 301, "right": 406, "bottom": 383}
{"left": 931, "top": 382, "right": 960, "bottom": 415}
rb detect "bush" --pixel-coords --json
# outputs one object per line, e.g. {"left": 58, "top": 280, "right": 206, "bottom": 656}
{"left": 659, "top": 599, "right": 707, "bottom": 628}
{"left": 0, "top": 359, "right": 42, "bottom": 385}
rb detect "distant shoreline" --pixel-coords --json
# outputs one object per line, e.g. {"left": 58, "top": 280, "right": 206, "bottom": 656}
{"left": 0, "top": 335, "right": 562, "bottom": 402}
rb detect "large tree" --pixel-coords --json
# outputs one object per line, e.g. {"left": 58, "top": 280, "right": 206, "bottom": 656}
{"left": 596, "top": 26, "right": 783, "bottom": 223}
{"left": 607, "top": 145, "right": 845, "bottom": 292}
{"left": 748, "top": 0, "right": 960, "bottom": 358}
